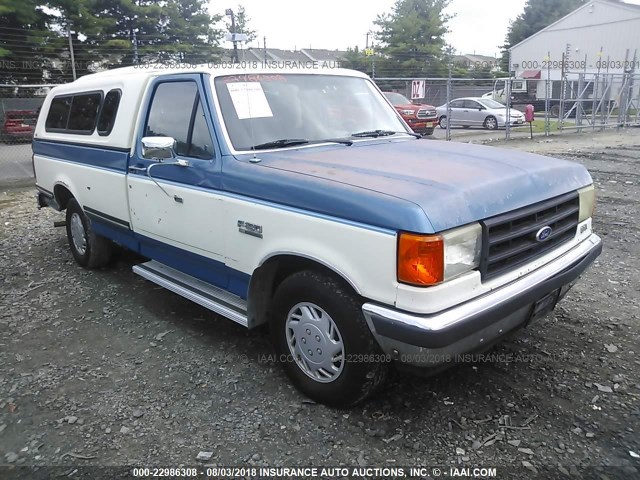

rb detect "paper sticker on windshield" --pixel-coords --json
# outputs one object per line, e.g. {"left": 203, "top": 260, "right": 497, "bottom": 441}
{"left": 226, "top": 82, "right": 273, "bottom": 119}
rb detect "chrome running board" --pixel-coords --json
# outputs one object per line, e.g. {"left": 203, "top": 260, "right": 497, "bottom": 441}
{"left": 133, "top": 260, "right": 248, "bottom": 328}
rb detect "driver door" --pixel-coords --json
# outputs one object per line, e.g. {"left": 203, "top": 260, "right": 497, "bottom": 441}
{"left": 448, "top": 99, "right": 465, "bottom": 126}
{"left": 127, "top": 75, "right": 229, "bottom": 286}
{"left": 463, "top": 99, "right": 485, "bottom": 126}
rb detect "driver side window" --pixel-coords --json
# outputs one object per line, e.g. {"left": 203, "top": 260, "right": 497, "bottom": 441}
{"left": 145, "top": 81, "right": 214, "bottom": 160}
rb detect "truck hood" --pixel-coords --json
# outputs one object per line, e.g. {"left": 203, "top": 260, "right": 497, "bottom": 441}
{"left": 253, "top": 139, "right": 592, "bottom": 232}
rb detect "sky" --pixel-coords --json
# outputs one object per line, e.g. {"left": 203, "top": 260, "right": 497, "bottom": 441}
{"left": 211, "top": 0, "right": 526, "bottom": 57}
{"left": 212, "top": 0, "right": 640, "bottom": 57}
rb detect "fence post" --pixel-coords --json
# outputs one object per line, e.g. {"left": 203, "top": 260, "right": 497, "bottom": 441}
{"left": 446, "top": 65, "right": 452, "bottom": 141}
{"left": 592, "top": 48, "right": 602, "bottom": 132}
{"left": 545, "top": 51, "right": 551, "bottom": 137}
{"left": 506, "top": 50, "right": 512, "bottom": 140}
{"left": 576, "top": 72, "right": 584, "bottom": 133}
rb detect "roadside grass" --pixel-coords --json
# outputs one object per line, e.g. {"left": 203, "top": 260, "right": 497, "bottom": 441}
{"left": 511, "top": 119, "right": 561, "bottom": 134}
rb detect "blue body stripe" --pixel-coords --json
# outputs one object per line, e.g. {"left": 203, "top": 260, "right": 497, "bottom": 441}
{"left": 33, "top": 139, "right": 129, "bottom": 172}
{"left": 91, "top": 219, "right": 251, "bottom": 299}
{"left": 137, "top": 174, "right": 396, "bottom": 236}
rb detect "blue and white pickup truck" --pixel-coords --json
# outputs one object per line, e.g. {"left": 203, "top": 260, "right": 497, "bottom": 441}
{"left": 33, "top": 66, "right": 602, "bottom": 406}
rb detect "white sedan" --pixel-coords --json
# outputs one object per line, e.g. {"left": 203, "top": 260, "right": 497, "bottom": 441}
{"left": 436, "top": 97, "right": 525, "bottom": 130}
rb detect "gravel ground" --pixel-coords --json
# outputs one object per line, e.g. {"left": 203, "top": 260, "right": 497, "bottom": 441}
{"left": 1, "top": 130, "right": 639, "bottom": 480}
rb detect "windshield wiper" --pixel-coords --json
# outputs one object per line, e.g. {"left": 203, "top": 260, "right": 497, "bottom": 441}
{"left": 250, "top": 138, "right": 310, "bottom": 150}
{"left": 351, "top": 129, "right": 422, "bottom": 139}
{"left": 310, "top": 138, "right": 354, "bottom": 146}
{"left": 249, "top": 138, "right": 354, "bottom": 150}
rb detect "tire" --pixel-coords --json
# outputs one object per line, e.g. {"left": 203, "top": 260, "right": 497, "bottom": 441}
{"left": 550, "top": 104, "right": 560, "bottom": 117}
{"left": 483, "top": 116, "right": 498, "bottom": 130}
{"left": 65, "top": 198, "right": 113, "bottom": 268}
{"left": 271, "top": 270, "right": 389, "bottom": 407}
{"left": 438, "top": 116, "right": 448, "bottom": 129}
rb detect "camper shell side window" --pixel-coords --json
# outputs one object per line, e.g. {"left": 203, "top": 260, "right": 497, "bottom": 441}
{"left": 44, "top": 89, "right": 122, "bottom": 137}
{"left": 97, "top": 89, "right": 122, "bottom": 136}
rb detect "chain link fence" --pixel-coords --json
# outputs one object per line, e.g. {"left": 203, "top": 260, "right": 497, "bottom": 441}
{"left": 0, "top": 72, "right": 638, "bottom": 184}
{"left": 0, "top": 85, "right": 54, "bottom": 183}
{"left": 374, "top": 72, "right": 640, "bottom": 141}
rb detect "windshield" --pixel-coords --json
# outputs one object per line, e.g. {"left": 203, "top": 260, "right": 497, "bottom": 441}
{"left": 479, "top": 98, "right": 505, "bottom": 109}
{"left": 214, "top": 74, "right": 408, "bottom": 151}
{"left": 384, "top": 92, "right": 411, "bottom": 106}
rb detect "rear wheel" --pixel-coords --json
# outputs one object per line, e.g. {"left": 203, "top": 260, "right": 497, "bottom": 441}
{"left": 65, "top": 198, "right": 113, "bottom": 268}
{"left": 483, "top": 116, "right": 498, "bottom": 130}
{"left": 271, "top": 270, "right": 389, "bottom": 407}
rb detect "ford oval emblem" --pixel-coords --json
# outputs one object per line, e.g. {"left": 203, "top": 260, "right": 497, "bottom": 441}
{"left": 536, "top": 226, "right": 553, "bottom": 242}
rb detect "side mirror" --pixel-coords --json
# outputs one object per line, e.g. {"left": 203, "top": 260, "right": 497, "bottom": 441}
{"left": 141, "top": 136, "right": 176, "bottom": 160}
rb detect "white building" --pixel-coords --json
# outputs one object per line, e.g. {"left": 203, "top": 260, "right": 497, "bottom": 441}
{"left": 510, "top": 0, "right": 640, "bottom": 81}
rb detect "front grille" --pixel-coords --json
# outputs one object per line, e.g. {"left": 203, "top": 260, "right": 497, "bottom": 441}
{"left": 480, "top": 191, "right": 579, "bottom": 280}
{"left": 417, "top": 108, "right": 437, "bottom": 119}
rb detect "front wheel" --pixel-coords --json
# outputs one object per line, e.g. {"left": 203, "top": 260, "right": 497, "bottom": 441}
{"left": 438, "top": 116, "right": 448, "bottom": 129}
{"left": 484, "top": 116, "right": 498, "bottom": 130}
{"left": 65, "top": 198, "right": 113, "bottom": 268}
{"left": 271, "top": 270, "right": 389, "bottom": 407}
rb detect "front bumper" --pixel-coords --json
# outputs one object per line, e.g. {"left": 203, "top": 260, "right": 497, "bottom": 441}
{"left": 362, "top": 234, "right": 602, "bottom": 367}
{"left": 406, "top": 118, "right": 437, "bottom": 133}
{"left": 499, "top": 117, "right": 525, "bottom": 127}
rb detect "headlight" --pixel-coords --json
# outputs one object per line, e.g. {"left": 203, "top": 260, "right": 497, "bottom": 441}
{"left": 397, "top": 223, "right": 482, "bottom": 287}
{"left": 578, "top": 184, "right": 595, "bottom": 222}
{"left": 443, "top": 223, "right": 482, "bottom": 280}
{"left": 401, "top": 109, "right": 416, "bottom": 117}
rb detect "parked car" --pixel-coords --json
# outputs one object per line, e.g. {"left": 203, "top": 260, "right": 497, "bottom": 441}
{"left": 1, "top": 109, "right": 38, "bottom": 143}
{"left": 436, "top": 97, "right": 525, "bottom": 130}
{"left": 33, "top": 66, "right": 600, "bottom": 407}
{"left": 383, "top": 92, "right": 438, "bottom": 135}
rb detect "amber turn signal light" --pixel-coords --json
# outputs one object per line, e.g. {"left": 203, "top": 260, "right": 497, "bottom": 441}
{"left": 397, "top": 233, "right": 445, "bottom": 286}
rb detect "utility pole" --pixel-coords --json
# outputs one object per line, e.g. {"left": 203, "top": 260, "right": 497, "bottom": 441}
{"left": 264, "top": 36, "right": 267, "bottom": 63}
{"left": 132, "top": 29, "right": 139, "bottom": 65}
{"left": 371, "top": 43, "right": 375, "bottom": 79}
{"left": 225, "top": 8, "right": 238, "bottom": 63}
{"left": 67, "top": 24, "right": 77, "bottom": 81}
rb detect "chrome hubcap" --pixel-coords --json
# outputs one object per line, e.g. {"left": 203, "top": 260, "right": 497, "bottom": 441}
{"left": 487, "top": 118, "right": 497, "bottom": 129}
{"left": 70, "top": 213, "right": 87, "bottom": 255}
{"left": 285, "top": 302, "right": 345, "bottom": 383}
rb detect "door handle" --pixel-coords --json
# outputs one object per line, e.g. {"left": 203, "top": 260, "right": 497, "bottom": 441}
{"left": 128, "top": 165, "right": 148, "bottom": 174}
{"left": 145, "top": 160, "right": 190, "bottom": 200}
